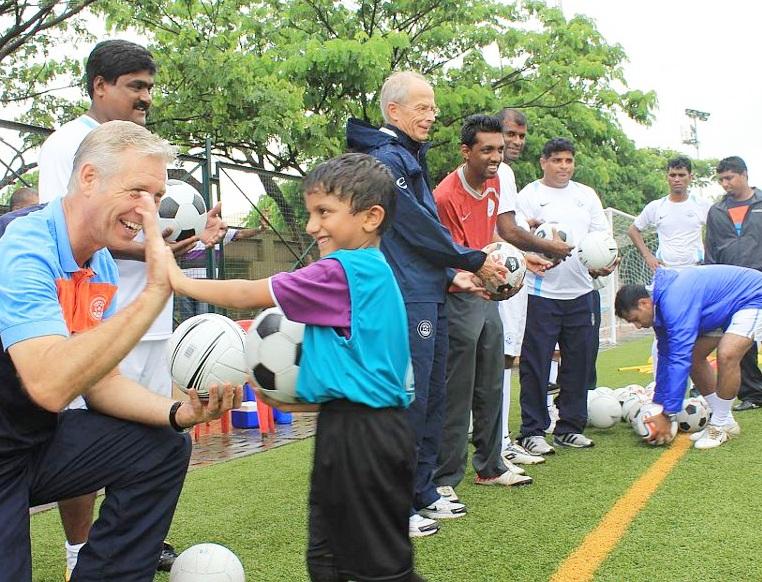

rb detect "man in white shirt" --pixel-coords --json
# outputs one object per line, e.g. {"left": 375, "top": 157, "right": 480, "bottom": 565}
{"left": 37, "top": 39, "right": 223, "bottom": 578}
{"left": 628, "top": 156, "right": 709, "bottom": 271}
{"left": 514, "top": 138, "right": 616, "bottom": 455}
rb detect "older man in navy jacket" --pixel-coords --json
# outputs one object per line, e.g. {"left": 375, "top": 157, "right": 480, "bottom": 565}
{"left": 347, "top": 71, "right": 506, "bottom": 537}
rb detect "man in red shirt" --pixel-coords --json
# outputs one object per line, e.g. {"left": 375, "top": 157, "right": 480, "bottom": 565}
{"left": 433, "top": 115, "right": 548, "bottom": 500}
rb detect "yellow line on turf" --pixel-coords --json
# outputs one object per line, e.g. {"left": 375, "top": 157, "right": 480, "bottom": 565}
{"left": 549, "top": 433, "right": 691, "bottom": 582}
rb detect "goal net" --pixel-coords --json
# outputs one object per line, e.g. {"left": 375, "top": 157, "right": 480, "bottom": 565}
{"left": 599, "top": 208, "right": 658, "bottom": 345}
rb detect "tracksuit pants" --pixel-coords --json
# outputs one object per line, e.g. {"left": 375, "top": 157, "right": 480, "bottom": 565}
{"left": 435, "top": 294, "right": 506, "bottom": 487}
{"left": 0, "top": 410, "right": 191, "bottom": 582}
{"left": 405, "top": 302, "right": 448, "bottom": 511}
{"left": 519, "top": 292, "right": 597, "bottom": 438}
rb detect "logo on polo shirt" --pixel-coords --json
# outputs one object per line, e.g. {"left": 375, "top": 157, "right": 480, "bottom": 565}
{"left": 396, "top": 177, "right": 408, "bottom": 190}
{"left": 417, "top": 319, "right": 433, "bottom": 339}
{"left": 89, "top": 296, "right": 107, "bottom": 321}
{"left": 487, "top": 198, "right": 496, "bottom": 217}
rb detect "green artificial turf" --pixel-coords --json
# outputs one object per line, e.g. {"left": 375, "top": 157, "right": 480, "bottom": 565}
{"left": 31, "top": 335, "right": 760, "bottom": 581}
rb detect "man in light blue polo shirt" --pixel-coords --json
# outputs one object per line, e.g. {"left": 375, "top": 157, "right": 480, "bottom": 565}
{"left": 0, "top": 121, "right": 240, "bottom": 582}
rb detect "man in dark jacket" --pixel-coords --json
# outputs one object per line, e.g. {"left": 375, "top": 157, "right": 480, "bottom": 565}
{"left": 704, "top": 156, "right": 762, "bottom": 411}
{"left": 347, "top": 71, "right": 506, "bottom": 538}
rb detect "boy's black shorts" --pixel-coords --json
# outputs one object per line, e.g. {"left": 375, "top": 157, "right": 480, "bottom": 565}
{"left": 307, "top": 399, "right": 416, "bottom": 582}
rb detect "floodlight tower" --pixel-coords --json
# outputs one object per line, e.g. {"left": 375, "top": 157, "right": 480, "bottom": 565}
{"left": 683, "top": 108, "right": 710, "bottom": 159}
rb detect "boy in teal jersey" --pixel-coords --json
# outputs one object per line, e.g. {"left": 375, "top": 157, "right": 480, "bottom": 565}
{"left": 169, "top": 153, "right": 422, "bottom": 582}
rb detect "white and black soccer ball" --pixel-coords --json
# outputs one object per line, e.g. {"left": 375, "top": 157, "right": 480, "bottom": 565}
{"left": 169, "top": 543, "right": 245, "bottom": 582}
{"left": 588, "top": 393, "right": 622, "bottom": 429}
{"left": 676, "top": 397, "right": 709, "bottom": 433}
{"left": 534, "top": 221, "right": 573, "bottom": 260}
{"left": 622, "top": 392, "right": 647, "bottom": 423}
{"left": 577, "top": 231, "right": 619, "bottom": 270}
{"left": 481, "top": 241, "right": 526, "bottom": 295}
{"left": 167, "top": 313, "right": 248, "bottom": 398}
{"left": 158, "top": 179, "right": 208, "bottom": 242}
{"left": 245, "top": 307, "right": 304, "bottom": 404}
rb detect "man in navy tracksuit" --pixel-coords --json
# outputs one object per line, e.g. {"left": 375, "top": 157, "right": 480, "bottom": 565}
{"left": 347, "top": 71, "right": 505, "bottom": 537}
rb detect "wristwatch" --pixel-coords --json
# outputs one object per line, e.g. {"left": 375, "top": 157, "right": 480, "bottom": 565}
{"left": 663, "top": 411, "right": 678, "bottom": 422}
{"left": 168, "top": 401, "right": 188, "bottom": 432}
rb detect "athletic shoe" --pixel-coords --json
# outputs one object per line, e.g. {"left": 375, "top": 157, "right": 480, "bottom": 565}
{"left": 518, "top": 435, "right": 555, "bottom": 456}
{"left": 693, "top": 422, "right": 741, "bottom": 449}
{"left": 475, "top": 471, "right": 533, "bottom": 487}
{"left": 436, "top": 485, "right": 459, "bottom": 503}
{"left": 409, "top": 513, "right": 440, "bottom": 538}
{"left": 503, "top": 458, "right": 526, "bottom": 475}
{"left": 553, "top": 433, "right": 594, "bottom": 448}
{"left": 156, "top": 541, "right": 178, "bottom": 572}
{"left": 503, "top": 441, "right": 546, "bottom": 465}
{"left": 733, "top": 400, "right": 761, "bottom": 412}
{"left": 418, "top": 497, "right": 467, "bottom": 520}
{"left": 690, "top": 420, "right": 740, "bottom": 442}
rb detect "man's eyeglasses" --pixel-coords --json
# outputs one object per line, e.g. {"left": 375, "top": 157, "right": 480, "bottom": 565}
{"left": 394, "top": 103, "right": 440, "bottom": 116}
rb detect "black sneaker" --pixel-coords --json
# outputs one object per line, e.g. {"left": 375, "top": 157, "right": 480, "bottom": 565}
{"left": 157, "top": 542, "right": 178, "bottom": 572}
{"left": 553, "top": 433, "right": 594, "bottom": 448}
{"left": 733, "top": 400, "right": 761, "bottom": 412}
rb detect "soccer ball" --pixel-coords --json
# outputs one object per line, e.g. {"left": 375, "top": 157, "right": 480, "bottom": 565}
{"left": 612, "top": 387, "right": 629, "bottom": 404}
{"left": 588, "top": 394, "right": 622, "bottom": 429}
{"left": 169, "top": 543, "right": 245, "bottom": 582}
{"left": 577, "top": 231, "right": 619, "bottom": 270}
{"left": 481, "top": 242, "right": 526, "bottom": 295}
{"left": 534, "top": 221, "right": 572, "bottom": 260}
{"left": 167, "top": 314, "right": 248, "bottom": 398}
{"left": 158, "top": 179, "right": 208, "bottom": 242}
{"left": 594, "top": 386, "right": 615, "bottom": 398}
{"left": 245, "top": 307, "right": 304, "bottom": 404}
{"left": 622, "top": 392, "right": 647, "bottom": 423}
{"left": 633, "top": 402, "right": 677, "bottom": 445}
{"left": 676, "top": 397, "right": 709, "bottom": 433}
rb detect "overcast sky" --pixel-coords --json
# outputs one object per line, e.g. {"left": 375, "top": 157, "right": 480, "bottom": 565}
{"left": 561, "top": 0, "right": 761, "bottom": 188}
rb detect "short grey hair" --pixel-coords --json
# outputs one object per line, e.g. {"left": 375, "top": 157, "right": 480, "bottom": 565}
{"left": 68, "top": 120, "right": 177, "bottom": 192}
{"left": 380, "top": 71, "right": 430, "bottom": 124}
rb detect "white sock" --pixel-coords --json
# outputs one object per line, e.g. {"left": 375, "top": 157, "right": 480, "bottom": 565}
{"left": 65, "top": 541, "right": 84, "bottom": 573}
{"left": 501, "top": 369, "right": 512, "bottom": 449}
{"left": 549, "top": 360, "right": 559, "bottom": 385}
{"left": 706, "top": 393, "right": 734, "bottom": 426}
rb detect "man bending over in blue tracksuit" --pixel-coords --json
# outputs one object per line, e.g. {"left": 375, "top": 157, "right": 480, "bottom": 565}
{"left": 615, "top": 265, "right": 762, "bottom": 449}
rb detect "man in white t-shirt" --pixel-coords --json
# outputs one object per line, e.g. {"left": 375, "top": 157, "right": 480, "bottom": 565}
{"left": 37, "top": 39, "right": 224, "bottom": 578}
{"left": 514, "top": 138, "right": 616, "bottom": 455}
{"left": 628, "top": 157, "right": 709, "bottom": 388}
{"left": 628, "top": 156, "right": 709, "bottom": 271}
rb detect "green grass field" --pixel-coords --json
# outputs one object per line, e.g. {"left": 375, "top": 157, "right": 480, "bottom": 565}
{"left": 30, "top": 336, "right": 762, "bottom": 581}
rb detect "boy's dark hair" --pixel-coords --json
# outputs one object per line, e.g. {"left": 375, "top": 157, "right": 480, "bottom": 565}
{"left": 86, "top": 40, "right": 156, "bottom": 98}
{"left": 496, "top": 108, "right": 528, "bottom": 127}
{"left": 614, "top": 284, "right": 651, "bottom": 319}
{"left": 717, "top": 156, "right": 747, "bottom": 175}
{"left": 10, "top": 187, "right": 38, "bottom": 211}
{"left": 667, "top": 156, "right": 692, "bottom": 173}
{"left": 542, "top": 137, "right": 575, "bottom": 158}
{"left": 460, "top": 114, "right": 503, "bottom": 147}
{"left": 304, "top": 153, "right": 397, "bottom": 235}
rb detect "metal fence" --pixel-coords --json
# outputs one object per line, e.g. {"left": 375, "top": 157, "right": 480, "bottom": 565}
{"left": 0, "top": 119, "right": 316, "bottom": 327}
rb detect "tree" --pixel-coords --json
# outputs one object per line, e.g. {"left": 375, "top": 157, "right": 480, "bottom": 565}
{"left": 0, "top": 1, "right": 97, "bottom": 191}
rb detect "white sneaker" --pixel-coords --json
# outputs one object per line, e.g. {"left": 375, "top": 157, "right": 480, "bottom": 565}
{"left": 503, "top": 458, "right": 526, "bottom": 475}
{"left": 694, "top": 423, "right": 738, "bottom": 450}
{"left": 503, "top": 441, "right": 546, "bottom": 465}
{"left": 409, "top": 513, "right": 440, "bottom": 538}
{"left": 475, "top": 470, "right": 533, "bottom": 487}
{"left": 553, "top": 433, "right": 594, "bottom": 448}
{"left": 689, "top": 420, "right": 740, "bottom": 442}
{"left": 518, "top": 435, "right": 555, "bottom": 456}
{"left": 436, "top": 485, "right": 459, "bottom": 502}
{"left": 418, "top": 496, "right": 467, "bottom": 520}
